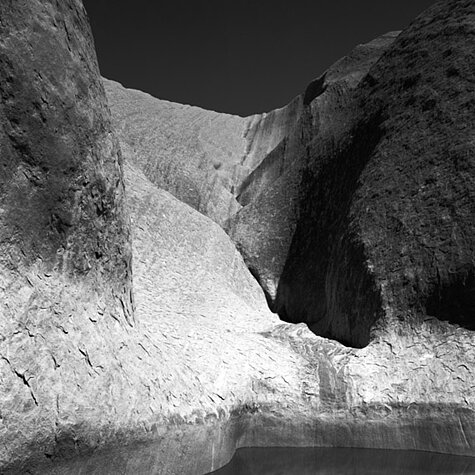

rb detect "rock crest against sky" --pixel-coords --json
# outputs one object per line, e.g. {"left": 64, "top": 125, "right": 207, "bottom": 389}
{"left": 83, "top": 0, "right": 435, "bottom": 115}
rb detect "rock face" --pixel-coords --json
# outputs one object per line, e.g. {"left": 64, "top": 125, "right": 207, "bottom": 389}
{"left": 227, "top": 32, "right": 400, "bottom": 302}
{"left": 104, "top": 72, "right": 312, "bottom": 230}
{"left": 104, "top": 80, "right": 249, "bottom": 226}
{"left": 105, "top": 32, "right": 400, "bottom": 304}
{"left": 0, "top": 0, "right": 132, "bottom": 293}
{"left": 0, "top": 4, "right": 322, "bottom": 473}
{"left": 0, "top": 0, "right": 133, "bottom": 469}
{"left": 1, "top": 0, "right": 475, "bottom": 474}
{"left": 274, "top": 0, "right": 475, "bottom": 347}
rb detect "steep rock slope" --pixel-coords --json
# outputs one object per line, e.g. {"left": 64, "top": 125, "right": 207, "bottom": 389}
{"left": 104, "top": 73, "right": 315, "bottom": 229}
{"left": 35, "top": 163, "right": 475, "bottom": 474}
{"left": 104, "top": 33, "right": 399, "bottom": 303}
{"left": 0, "top": 1, "right": 306, "bottom": 472}
{"left": 0, "top": 0, "right": 133, "bottom": 469}
{"left": 104, "top": 80, "right": 249, "bottom": 226}
{"left": 275, "top": 0, "right": 475, "bottom": 347}
{"left": 228, "top": 32, "right": 399, "bottom": 301}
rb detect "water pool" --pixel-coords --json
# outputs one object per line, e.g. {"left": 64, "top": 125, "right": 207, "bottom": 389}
{"left": 208, "top": 447, "right": 475, "bottom": 474}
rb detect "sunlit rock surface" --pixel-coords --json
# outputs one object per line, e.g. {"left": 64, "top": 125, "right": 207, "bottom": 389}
{"left": 105, "top": 32, "right": 400, "bottom": 304}
{"left": 0, "top": 0, "right": 474, "bottom": 474}
{"left": 37, "top": 163, "right": 475, "bottom": 474}
{"left": 104, "top": 79, "right": 249, "bottom": 227}
{"left": 0, "top": 0, "right": 133, "bottom": 470}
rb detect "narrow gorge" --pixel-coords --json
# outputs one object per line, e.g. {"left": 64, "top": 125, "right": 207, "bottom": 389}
{"left": 0, "top": 0, "right": 474, "bottom": 474}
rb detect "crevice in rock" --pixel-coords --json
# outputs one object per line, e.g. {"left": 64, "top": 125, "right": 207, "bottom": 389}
{"left": 2, "top": 356, "right": 38, "bottom": 406}
{"left": 303, "top": 74, "right": 328, "bottom": 105}
{"left": 426, "top": 268, "right": 475, "bottom": 331}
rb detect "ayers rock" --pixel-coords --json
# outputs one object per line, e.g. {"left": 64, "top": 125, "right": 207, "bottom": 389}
{"left": 0, "top": 0, "right": 474, "bottom": 474}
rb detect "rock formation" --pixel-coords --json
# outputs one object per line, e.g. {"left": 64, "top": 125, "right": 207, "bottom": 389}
{"left": 104, "top": 75, "right": 313, "bottom": 232}
{"left": 0, "top": 0, "right": 133, "bottom": 469}
{"left": 104, "top": 32, "right": 400, "bottom": 304}
{"left": 104, "top": 80, "right": 249, "bottom": 227}
{"left": 227, "top": 31, "right": 400, "bottom": 303}
{"left": 274, "top": 0, "right": 475, "bottom": 347}
{"left": 0, "top": 0, "right": 474, "bottom": 474}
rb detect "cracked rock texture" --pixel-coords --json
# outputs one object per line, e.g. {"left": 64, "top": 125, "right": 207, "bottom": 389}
{"left": 1, "top": 0, "right": 475, "bottom": 474}
{"left": 0, "top": 0, "right": 133, "bottom": 470}
{"left": 32, "top": 155, "right": 475, "bottom": 474}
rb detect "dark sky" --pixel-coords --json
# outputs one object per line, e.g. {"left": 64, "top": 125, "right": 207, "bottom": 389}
{"left": 83, "top": 0, "right": 435, "bottom": 116}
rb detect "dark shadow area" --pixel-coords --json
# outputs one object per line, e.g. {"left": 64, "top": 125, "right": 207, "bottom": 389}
{"left": 208, "top": 447, "right": 475, "bottom": 475}
{"left": 426, "top": 268, "right": 475, "bottom": 331}
{"left": 274, "top": 111, "right": 385, "bottom": 348}
{"left": 303, "top": 73, "right": 327, "bottom": 105}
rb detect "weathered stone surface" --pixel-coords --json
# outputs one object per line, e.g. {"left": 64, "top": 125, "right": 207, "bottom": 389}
{"left": 40, "top": 125, "right": 475, "bottom": 473}
{"left": 227, "top": 32, "right": 400, "bottom": 303}
{"left": 104, "top": 79, "right": 251, "bottom": 227}
{"left": 0, "top": 0, "right": 133, "bottom": 469}
{"left": 275, "top": 0, "right": 475, "bottom": 347}
{"left": 103, "top": 33, "right": 400, "bottom": 305}
{"left": 104, "top": 74, "right": 311, "bottom": 229}
{"left": 18, "top": 154, "right": 475, "bottom": 471}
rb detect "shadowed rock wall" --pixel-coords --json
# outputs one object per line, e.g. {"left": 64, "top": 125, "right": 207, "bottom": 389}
{"left": 0, "top": 0, "right": 132, "bottom": 295}
{"left": 275, "top": 0, "right": 475, "bottom": 347}
{"left": 227, "top": 32, "right": 400, "bottom": 304}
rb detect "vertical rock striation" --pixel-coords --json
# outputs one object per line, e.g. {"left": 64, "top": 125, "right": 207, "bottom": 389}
{"left": 227, "top": 32, "right": 400, "bottom": 303}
